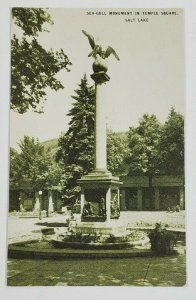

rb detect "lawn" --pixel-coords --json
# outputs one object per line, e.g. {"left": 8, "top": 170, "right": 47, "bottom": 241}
{"left": 119, "top": 211, "right": 185, "bottom": 229}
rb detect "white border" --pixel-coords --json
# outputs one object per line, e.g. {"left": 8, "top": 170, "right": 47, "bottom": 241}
{"left": 0, "top": 1, "right": 196, "bottom": 299}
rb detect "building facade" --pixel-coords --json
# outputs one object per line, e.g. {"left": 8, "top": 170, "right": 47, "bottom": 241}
{"left": 9, "top": 175, "right": 185, "bottom": 212}
{"left": 119, "top": 175, "right": 184, "bottom": 211}
{"left": 9, "top": 187, "right": 62, "bottom": 212}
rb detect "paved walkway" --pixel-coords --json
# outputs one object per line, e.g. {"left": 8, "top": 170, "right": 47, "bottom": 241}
{"left": 8, "top": 214, "right": 69, "bottom": 244}
{"left": 8, "top": 211, "right": 185, "bottom": 244}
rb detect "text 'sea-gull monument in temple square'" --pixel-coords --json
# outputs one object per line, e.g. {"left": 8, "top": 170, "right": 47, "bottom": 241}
{"left": 76, "top": 30, "right": 123, "bottom": 235}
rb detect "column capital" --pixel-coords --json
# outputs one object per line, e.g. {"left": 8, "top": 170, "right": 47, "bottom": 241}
{"left": 91, "top": 71, "right": 110, "bottom": 84}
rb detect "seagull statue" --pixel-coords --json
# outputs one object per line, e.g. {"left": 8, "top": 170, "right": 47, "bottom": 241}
{"left": 82, "top": 30, "right": 120, "bottom": 61}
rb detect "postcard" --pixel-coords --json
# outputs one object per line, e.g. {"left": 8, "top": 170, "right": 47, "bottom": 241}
{"left": 0, "top": 1, "right": 196, "bottom": 299}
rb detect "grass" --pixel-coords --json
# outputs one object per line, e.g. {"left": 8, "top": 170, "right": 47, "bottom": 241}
{"left": 120, "top": 211, "right": 185, "bottom": 229}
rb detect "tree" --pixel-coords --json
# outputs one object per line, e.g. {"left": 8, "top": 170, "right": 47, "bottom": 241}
{"left": 10, "top": 147, "right": 21, "bottom": 189}
{"left": 11, "top": 8, "right": 72, "bottom": 113}
{"left": 158, "top": 107, "right": 184, "bottom": 175}
{"left": 10, "top": 136, "right": 59, "bottom": 191}
{"left": 107, "top": 130, "right": 128, "bottom": 176}
{"left": 56, "top": 75, "right": 95, "bottom": 203}
{"left": 125, "top": 114, "right": 162, "bottom": 186}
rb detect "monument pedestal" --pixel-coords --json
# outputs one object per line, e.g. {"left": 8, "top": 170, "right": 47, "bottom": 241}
{"left": 75, "top": 220, "right": 126, "bottom": 235}
{"left": 77, "top": 171, "right": 123, "bottom": 235}
{"left": 78, "top": 171, "right": 122, "bottom": 224}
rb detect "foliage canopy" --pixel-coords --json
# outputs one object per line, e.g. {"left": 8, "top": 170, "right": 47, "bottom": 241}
{"left": 56, "top": 75, "right": 95, "bottom": 202}
{"left": 10, "top": 136, "right": 62, "bottom": 191}
{"left": 126, "top": 114, "right": 162, "bottom": 182}
{"left": 125, "top": 109, "right": 184, "bottom": 180}
{"left": 158, "top": 107, "right": 184, "bottom": 175}
{"left": 11, "top": 8, "right": 72, "bottom": 113}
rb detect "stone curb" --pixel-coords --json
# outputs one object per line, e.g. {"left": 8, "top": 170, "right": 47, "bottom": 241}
{"left": 8, "top": 239, "right": 180, "bottom": 260}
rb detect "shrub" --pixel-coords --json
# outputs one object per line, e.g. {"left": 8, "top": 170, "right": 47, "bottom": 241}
{"left": 106, "top": 234, "right": 116, "bottom": 243}
{"left": 148, "top": 223, "right": 176, "bottom": 255}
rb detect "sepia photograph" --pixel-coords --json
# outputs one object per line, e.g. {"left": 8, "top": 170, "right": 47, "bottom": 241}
{"left": 7, "top": 7, "right": 186, "bottom": 287}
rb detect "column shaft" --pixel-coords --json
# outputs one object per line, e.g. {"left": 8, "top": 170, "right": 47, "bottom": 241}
{"left": 179, "top": 186, "right": 184, "bottom": 209}
{"left": 137, "top": 188, "right": 143, "bottom": 211}
{"left": 106, "top": 187, "right": 111, "bottom": 221}
{"left": 154, "top": 187, "right": 160, "bottom": 210}
{"left": 80, "top": 188, "right": 85, "bottom": 215}
{"left": 95, "top": 83, "right": 107, "bottom": 171}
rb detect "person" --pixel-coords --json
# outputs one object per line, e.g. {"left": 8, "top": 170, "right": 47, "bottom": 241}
{"left": 39, "top": 209, "right": 42, "bottom": 220}
{"left": 99, "top": 196, "right": 105, "bottom": 216}
{"left": 20, "top": 203, "right": 25, "bottom": 213}
{"left": 83, "top": 202, "right": 93, "bottom": 216}
{"left": 67, "top": 212, "right": 76, "bottom": 232}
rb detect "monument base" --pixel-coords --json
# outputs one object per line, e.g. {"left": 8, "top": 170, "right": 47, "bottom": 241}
{"left": 75, "top": 220, "right": 126, "bottom": 236}
{"left": 78, "top": 171, "right": 122, "bottom": 222}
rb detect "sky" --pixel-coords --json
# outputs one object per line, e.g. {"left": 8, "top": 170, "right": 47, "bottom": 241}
{"left": 10, "top": 8, "right": 185, "bottom": 149}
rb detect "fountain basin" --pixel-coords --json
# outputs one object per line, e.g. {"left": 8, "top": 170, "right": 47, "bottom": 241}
{"left": 51, "top": 235, "right": 150, "bottom": 250}
{"left": 8, "top": 223, "right": 184, "bottom": 260}
{"left": 8, "top": 239, "right": 183, "bottom": 259}
{"left": 8, "top": 239, "right": 154, "bottom": 259}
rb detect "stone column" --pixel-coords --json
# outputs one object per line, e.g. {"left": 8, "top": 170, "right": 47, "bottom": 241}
{"left": 80, "top": 187, "right": 85, "bottom": 215}
{"left": 48, "top": 190, "right": 54, "bottom": 214}
{"left": 19, "top": 191, "right": 24, "bottom": 212}
{"left": 137, "top": 187, "right": 143, "bottom": 211}
{"left": 91, "top": 72, "right": 110, "bottom": 173}
{"left": 34, "top": 192, "right": 40, "bottom": 212}
{"left": 95, "top": 83, "right": 106, "bottom": 171}
{"left": 117, "top": 188, "right": 120, "bottom": 208}
{"left": 179, "top": 186, "right": 184, "bottom": 209}
{"left": 106, "top": 187, "right": 111, "bottom": 221}
{"left": 154, "top": 187, "right": 160, "bottom": 210}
